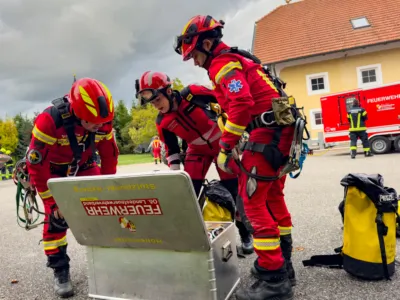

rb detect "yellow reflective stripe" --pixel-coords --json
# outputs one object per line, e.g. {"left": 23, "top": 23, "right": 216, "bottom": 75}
{"left": 215, "top": 61, "right": 243, "bottom": 84}
{"left": 224, "top": 120, "right": 245, "bottom": 136}
{"left": 363, "top": 147, "right": 370, "bottom": 151}
{"left": 39, "top": 190, "right": 52, "bottom": 199}
{"left": 349, "top": 127, "right": 366, "bottom": 132}
{"left": 362, "top": 111, "right": 367, "bottom": 116}
{"left": 257, "top": 69, "right": 278, "bottom": 93}
{"left": 350, "top": 146, "right": 357, "bottom": 150}
{"left": 32, "top": 125, "right": 57, "bottom": 145}
{"left": 357, "top": 113, "right": 361, "bottom": 128}
{"left": 349, "top": 115, "right": 354, "bottom": 129}
{"left": 253, "top": 238, "right": 280, "bottom": 251}
{"left": 278, "top": 226, "right": 292, "bottom": 236}
{"left": 43, "top": 236, "right": 67, "bottom": 251}
{"left": 99, "top": 81, "right": 113, "bottom": 113}
{"left": 106, "top": 132, "right": 113, "bottom": 140}
{"left": 95, "top": 132, "right": 113, "bottom": 142}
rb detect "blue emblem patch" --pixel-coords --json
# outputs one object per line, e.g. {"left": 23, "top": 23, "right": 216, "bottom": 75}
{"left": 228, "top": 79, "right": 243, "bottom": 93}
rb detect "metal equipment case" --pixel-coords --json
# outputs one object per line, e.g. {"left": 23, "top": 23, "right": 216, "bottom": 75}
{"left": 48, "top": 170, "right": 240, "bottom": 300}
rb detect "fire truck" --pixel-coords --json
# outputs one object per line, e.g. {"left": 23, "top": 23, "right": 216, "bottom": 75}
{"left": 320, "top": 82, "right": 400, "bottom": 154}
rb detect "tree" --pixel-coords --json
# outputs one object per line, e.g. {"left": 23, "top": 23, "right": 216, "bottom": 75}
{"left": 0, "top": 119, "right": 19, "bottom": 153}
{"left": 128, "top": 104, "right": 158, "bottom": 147}
{"left": 113, "top": 100, "right": 132, "bottom": 152}
{"left": 172, "top": 78, "right": 185, "bottom": 91}
{"left": 13, "top": 114, "right": 34, "bottom": 160}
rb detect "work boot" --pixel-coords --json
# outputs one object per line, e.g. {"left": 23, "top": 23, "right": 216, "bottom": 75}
{"left": 364, "top": 151, "right": 373, "bottom": 157}
{"left": 251, "top": 235, "right": 296, "bottom": 286}
{"left": 237, "top": 264, "right": 293, "bottom": 300}
{"left": 280, "top": 235, "right": 296, "bottom": 286}
{"left": 236, "top": 220, "right": 254, "bottom": 254}
{"left": 351, "top": 150, "right": 356, "bottom": 159}
{"left": 53, "top": 267, "right": 74, "bottom": 298}
{"left": 241, "top": 234, "right": 254, "bottom": 255}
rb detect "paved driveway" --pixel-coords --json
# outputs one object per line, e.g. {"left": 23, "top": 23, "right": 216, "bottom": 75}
{"left": 1, "top": 150, "right": 399, "bottom": 299}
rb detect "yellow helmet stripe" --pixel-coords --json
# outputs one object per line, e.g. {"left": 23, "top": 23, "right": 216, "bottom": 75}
{"left": 99, "top": 81, "right": 114, "bottom": 113}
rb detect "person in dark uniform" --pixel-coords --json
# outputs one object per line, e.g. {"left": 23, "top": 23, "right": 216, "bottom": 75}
{"left": 348, "top": 99, "right": 373, "bottom": 159}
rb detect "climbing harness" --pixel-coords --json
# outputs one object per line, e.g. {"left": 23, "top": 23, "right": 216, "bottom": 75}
{"left": 13, "top": 158, "right": 45, "bottom": 230}
{"left": 214, "top": 47, "right": 311, "bottom": 181}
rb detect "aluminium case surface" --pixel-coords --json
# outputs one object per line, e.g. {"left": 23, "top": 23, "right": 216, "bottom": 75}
{"left": 47, "top": 170, "right": 240, "bottom": 300}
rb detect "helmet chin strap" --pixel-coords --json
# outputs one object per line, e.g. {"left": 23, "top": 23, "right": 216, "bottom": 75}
{"left": 197, "top": 39, "right": 220, "bottom": 69}
{"left": 160, "top": 89, "right": 175, "bottom": 113}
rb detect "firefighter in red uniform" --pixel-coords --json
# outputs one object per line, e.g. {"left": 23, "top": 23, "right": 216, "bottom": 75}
{"left": 26, "top": 78, "right": 119, "bottom": 298}
{"left": 136, "top": 71, "right": 253, "bottom": 254}
{"left": 152, "top": 136, "right": 162, "bottom": 164}
{"left": 175, "top": 16, "right": 296, "bottom": 300}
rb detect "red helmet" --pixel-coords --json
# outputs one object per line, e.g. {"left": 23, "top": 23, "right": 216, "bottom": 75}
{"left": 174, "top": 15, "right": 224, "bottom": 61}
{"left": 69, "top": 78, "right": 114, "bottom": 124}
{"left": 135, "top": 71, "right": 172, "bottom": 105}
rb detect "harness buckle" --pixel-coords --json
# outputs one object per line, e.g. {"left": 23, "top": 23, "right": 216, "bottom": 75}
{"left": 260, "top": 111, "right": 276, "bottom": 126}
{"left": 67, "top": 160, "right": 80, "bottom": 177}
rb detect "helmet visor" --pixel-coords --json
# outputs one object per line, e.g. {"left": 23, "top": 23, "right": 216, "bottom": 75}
{"left": 137, "top": 88, "right": 159, "bottom": 105}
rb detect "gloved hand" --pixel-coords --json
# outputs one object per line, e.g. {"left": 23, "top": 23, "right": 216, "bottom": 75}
{"left": 217, "top": 148, "right": 240, "bottom": 175}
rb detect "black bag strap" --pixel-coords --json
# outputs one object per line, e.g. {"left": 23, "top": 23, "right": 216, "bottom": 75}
{"left": 302, "top": 252, "right": 344, "bottom": 269}
{"left": 375, "top": 212, "right": 391, "bottom": 280}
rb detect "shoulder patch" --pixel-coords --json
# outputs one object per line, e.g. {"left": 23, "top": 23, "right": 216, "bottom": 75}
{"left": 27, "top": 149, "right": 42, "bottom": 165}
{"left": 228, "top": 79, "right": 243, "bottom": 93}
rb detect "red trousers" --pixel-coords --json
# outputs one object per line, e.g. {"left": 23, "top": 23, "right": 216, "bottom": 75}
{"left": 42, "top": 166, "right": 101, "bottom": 256}
{"left": 153, "top": 147, "right": 161, "bottom": 159}
{"left": 239, "top": 126, "right": 294, "bottom": 270}
{"left": 184, "top": 142, "right": 237, "bottom": 196}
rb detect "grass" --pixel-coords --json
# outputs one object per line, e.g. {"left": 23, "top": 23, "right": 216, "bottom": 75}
{"left": 117, "top": 153, "right": 155, "bottom": 166}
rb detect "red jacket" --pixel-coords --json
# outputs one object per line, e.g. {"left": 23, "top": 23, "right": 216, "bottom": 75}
{"left": 26, "top": 103, "right": 119, "bottom": 202}
{"left": 207, "top": 42, "right": 281, "bottom": 151}
{"left": 156, "top": 84, "right": 221, "bottom": 167}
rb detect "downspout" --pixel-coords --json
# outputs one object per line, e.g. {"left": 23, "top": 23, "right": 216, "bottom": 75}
{"left": 250, "top": 22, "right": 257, "bottom": 54}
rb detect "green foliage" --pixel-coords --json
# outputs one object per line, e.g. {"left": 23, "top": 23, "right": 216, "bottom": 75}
{"left": 113, "top": 99, "right": 134, "bottom": 154}
{"left": 13, "top": 114, "right": 34, "bottom": 160}
{"left": 0, "top": 119, "right": 19, "bottom": 153}
{"left": 129, "top": 104, "right": 159, "bottom": 146}
{"left": 172, "top": 78, "right": 185, "bottom": 91}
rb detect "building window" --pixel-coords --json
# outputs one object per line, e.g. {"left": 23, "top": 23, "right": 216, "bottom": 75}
{"left": 356, "top": 64, "right": 382, "bottom": 88}
{"left": 350, "top": 17, "right": 370, "bottom": 29}
{"left": 309, "top": 109, "right": 323, "bottom": 130}
{"left": 306, "top": 72, "right": 330, "bottom": 95}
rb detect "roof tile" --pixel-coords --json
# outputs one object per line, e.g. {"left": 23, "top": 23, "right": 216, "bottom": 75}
{"left": 253, "top": 0, "right": 400, "bottom": 63}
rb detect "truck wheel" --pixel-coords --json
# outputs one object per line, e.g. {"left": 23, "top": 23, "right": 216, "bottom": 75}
{"left": 394, "top": 136, "right": 400, "bottom": 152}
{"left": 370, "top": 136, "right": 391, "bottom": 154}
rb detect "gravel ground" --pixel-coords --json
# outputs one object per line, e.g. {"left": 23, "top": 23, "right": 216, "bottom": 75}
{"left": 0, "top": 149, "right": 399, "bottom": 300}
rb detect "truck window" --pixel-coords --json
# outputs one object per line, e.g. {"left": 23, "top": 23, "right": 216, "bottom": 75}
{"left": 345, "top": 96, "right": 356, "bottom": 112}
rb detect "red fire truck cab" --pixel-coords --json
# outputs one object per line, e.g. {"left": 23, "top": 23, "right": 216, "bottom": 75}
{"left": 320, "top": 82, "right": 400, "bottom": 154}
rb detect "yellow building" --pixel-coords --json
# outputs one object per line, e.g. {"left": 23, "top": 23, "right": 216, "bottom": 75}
{"left": 252, "top": 0, "right": 400, "bottom": 143}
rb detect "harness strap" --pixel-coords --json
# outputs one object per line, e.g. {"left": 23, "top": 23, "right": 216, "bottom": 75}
{"left": 51, "top": 97, "right": 95, "bottom": 176}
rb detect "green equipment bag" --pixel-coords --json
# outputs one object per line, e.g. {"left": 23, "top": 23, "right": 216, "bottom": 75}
{"left": 303, "top": 173, "right": 398, "bottom": 280}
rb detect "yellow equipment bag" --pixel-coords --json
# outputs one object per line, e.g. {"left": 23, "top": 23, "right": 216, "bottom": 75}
{"left": 202, "top": 197, "right": 233, "bottom": 222}
{"left": 199, "top": 180, "right": 235, "bottom": 222}
{"left": 303, "top": 173, "right": 399, "bottom": 280}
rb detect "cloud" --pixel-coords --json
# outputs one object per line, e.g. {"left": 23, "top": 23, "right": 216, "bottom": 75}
{"left": 0, "top": 0, "right": 288, "bottom": 118}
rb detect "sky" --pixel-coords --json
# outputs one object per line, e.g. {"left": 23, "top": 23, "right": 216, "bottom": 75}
{"left": 0, "top": 0, "right": 292, "bottom": 119}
